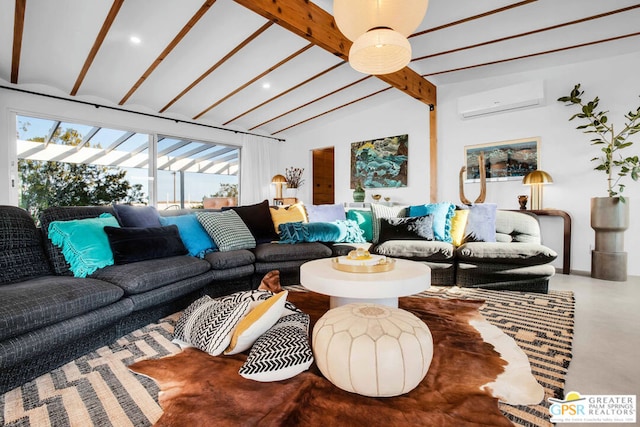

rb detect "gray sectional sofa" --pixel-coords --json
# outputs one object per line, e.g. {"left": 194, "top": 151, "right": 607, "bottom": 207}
{"left": 371, "top": 209, "right": 558, "bottom": 291}
{"left": 0, "top": 203, "right": 556, "bottom": 393}
{"left": 0, "top": 204, "right": 333, "bottom": 393}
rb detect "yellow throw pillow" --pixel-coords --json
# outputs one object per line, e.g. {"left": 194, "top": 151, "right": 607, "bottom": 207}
{"left": 450, "top": 209, "right": 470, "bottom": 247}
{"left": 270, "top": 203, "right": 308, "bottom": 234}
{"left": 225, "top": 291, "right": 288, "bottom": 355}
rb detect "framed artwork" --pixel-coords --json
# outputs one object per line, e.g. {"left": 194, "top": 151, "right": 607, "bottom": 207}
{"left": 350, "top": 134, "right": 408, "bottom": 188}
{"left": 464, "top": 137, "right": 540, "bottom": 182}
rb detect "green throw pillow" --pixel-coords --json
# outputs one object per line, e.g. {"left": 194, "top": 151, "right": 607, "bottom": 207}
{"left": 346, "top": 209, "right": 373, "bottom": 242}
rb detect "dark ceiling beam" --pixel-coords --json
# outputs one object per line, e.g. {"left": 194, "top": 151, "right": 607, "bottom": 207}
{"left": 11, "top": 0, "right": 26, "bottom": 83}
{"left": 159, "top": 21, "right": 273, "bottom": 114}
{"left": 224, "top": 61, "right": 345, "bottom": 126}
{"left": 412, "top": 3, "right": 640, "bottom": 63}
{"left": 249, "top": 74, "right": 371, "bottom": 131}
{"left": 233, "top": 0, "right": 436, "bottom": 106}
{"left": 272, "top": 86, "right": 392, "bottom": 135}
{"left": 194, "top": 43, "right": 314, "bottom": 120}
{"left": 423, "top": 31, "right": 640, "bottom": 78}
{"left": 409, "top": 0, "right": 537, "bottom": 38}
{"left": 71, "top": 0, "right": 124, "bottom": 96}
{"left": 119, "top": 0, "right": 217, "bottom": 105}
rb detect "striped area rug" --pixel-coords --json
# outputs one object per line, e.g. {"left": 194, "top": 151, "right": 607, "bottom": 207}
{"left": 0, "top": 286, "right": 574, "bottom": 427}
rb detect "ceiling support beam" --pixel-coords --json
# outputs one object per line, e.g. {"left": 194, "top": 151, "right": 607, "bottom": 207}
{"left": 71, "top": 0, "right": 124, "bottom": 96}
{"left": 11, "top": 0, "right": 26, "bottom": 83}
{"left": 119, "top": 0, "right": 217, "bottom": 105}
{"left": 233, "top": 0, "right": 436, "bottom": 107}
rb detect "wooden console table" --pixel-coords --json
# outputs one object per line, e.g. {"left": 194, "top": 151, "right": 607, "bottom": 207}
{"left": 524, "top": 209, "right": 572, "bottom": 275}
{"left": 273, "top": 197, "right": 298, "bottom": 206}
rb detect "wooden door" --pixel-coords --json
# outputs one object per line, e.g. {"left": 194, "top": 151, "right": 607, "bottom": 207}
{"left": 312, "top": 147, "right": 334, "bottom": 205}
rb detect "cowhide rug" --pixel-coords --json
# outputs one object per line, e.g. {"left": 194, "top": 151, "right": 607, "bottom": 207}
{"left": 129, "top": 292, "right": 543, "bottom": 426}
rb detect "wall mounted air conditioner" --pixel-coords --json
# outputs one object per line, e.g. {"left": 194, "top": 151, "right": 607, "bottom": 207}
{"left": 457, "top": 80, "right": 544, "bottom": 119}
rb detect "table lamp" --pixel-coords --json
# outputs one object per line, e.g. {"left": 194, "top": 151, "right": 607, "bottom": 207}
{"left": 271, "top": 174, "right": 287, "bottom": 199}
{"left": 523, "top": 170, "right": 553, "bottom": 210}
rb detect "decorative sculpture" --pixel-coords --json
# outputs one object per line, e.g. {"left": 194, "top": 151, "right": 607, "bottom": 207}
{"left": 459, "top": 152, "right": 487, "bottom": 205}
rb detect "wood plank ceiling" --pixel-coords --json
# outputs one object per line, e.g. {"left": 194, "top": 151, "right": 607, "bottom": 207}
{"left": 2, "top": 0, "right": 639, "bottom": 138}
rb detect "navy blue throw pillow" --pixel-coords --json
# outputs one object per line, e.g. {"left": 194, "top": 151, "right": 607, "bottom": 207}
{"left": 113, "top": 204, "right": 161, "bottom": 228}
{"left": 104, "top": 225, "right": 188, "bottom": 265}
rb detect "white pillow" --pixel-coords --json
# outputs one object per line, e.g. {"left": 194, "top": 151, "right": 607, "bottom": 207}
{"left": 173, "top": 296, "right": 251, "bottom": 356}
{"left": 239, "top": 313, "right": 313, "bottom": 382}
{"left": 225, "top": 291, "right": 288, "bottom": 355}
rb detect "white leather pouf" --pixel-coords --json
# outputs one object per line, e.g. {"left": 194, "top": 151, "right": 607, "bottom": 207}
{"left": 312, "top": 303, "right": 433, "bottom": 397}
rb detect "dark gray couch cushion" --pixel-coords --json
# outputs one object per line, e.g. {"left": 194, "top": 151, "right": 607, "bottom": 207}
{"left": 0, "top": 299, "right": 132, "bottom": 368}
{"left": 456, "top": 242, "right": 557, "bottom": 265}
{"left": 123, "top": 270, "right": 217, "bottom": 311}
{"left": 0, "top": 276, "right": 123, "bottom": 341}
{"left": 253, "top": 242, "right": 332, "bottom": 262}
{"left": 91, "top": 256, "right": 210, "bottom": 295}
{"left": 0, "top": 206, "right": 52, "bottom": 285}
{"left": 39, "top": 206, "right": 116, "bottom": 275}
{"left": 372, "top": 240, "right": 454, "bottom": 261}
{"left": 456, "top": 262, "right": 556, "bottom": 287}
{"left": 205, "top": 249, "right": 255, "bottom": 270}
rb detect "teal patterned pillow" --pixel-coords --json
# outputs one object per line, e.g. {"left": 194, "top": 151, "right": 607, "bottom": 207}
{"left": 197, "top": 211, "right": 256, "bottom": 251}
{"left": 278, "top": 220, "right": 366, "bottom": 244}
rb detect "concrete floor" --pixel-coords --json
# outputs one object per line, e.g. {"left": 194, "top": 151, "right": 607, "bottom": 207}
{"left": 549, "top": 273, "right": 639, "bottom": 426}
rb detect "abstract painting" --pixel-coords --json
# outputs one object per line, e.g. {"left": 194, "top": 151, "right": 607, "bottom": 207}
{"left": 350, "top": 134, "right": 408, "bottom": 188}
{"left": 465, "top": 137, "right": 539, "bottom": 182}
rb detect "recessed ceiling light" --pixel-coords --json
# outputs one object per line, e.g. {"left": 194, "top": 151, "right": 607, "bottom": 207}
{"left": 262, "top": 82, "right": 271, "bottom": 89}
{"left": 130, "top": 36, "right": 141, "bottom": 45}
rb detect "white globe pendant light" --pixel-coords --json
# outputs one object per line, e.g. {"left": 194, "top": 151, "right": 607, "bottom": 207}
{"left": 349, "top": 28, "right": 411, "bottom": 75}
{"left": 334, "top": 0, "right": 429, "bottom": 40}
{"left": 333, "top": 0, "right": 428, "bottom": 75}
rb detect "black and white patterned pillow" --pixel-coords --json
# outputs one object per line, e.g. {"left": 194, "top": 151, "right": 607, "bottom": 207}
{"left": 239, "top": 313, "right": 314, "bottom": 382}
{"left": 196, "top": 211, "right": 256, "bottom": 252}
{"left": 173, "top": 295, "right": 251, "bottom": 356}
{"left": 215, "top": 290, "right": 303, "bottom": 316}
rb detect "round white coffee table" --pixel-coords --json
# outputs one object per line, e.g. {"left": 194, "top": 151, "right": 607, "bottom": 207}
{"left": 300, "top": 258, "right": 431, "bottom": 308}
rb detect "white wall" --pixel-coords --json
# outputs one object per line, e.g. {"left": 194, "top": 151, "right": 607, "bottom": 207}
{"left": 285, "top": 51, "right": 640, "bottom": 276}
{"left": 280, "top": 89, "right": 432, "bottom": 206}
{"left": 438, "top": 51, "right": 640, "bottom": 276}
{"left": 0, "top": 84, "right": 245, "bottom": 205}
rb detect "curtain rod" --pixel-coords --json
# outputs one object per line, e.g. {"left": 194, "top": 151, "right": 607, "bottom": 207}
{"left": 0, "top": 85, "right": 286, "bottom": 142}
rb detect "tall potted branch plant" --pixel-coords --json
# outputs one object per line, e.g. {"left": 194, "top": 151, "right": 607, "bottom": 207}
{"left": 558, "top": 84, "right": 640, "bottom": 281}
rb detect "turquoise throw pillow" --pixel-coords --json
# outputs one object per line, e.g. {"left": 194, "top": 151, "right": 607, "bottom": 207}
{"left": 334, "top": 219, "right": 367, "bottom": 243}
{"left": 159, "top": 214, "right": 217, "bottom": 257}
{"left": 408, "top": 202, "right": 455, "bottom": 242}
{"left": 279, "top": 222, "right": 342, "bottom": 244}
{"left": 47, "top": 213, "right": 120, "bottom": 277}
{"left": 346, "top": 209, "right": 373, "bottom": 242}
{"left": 279, "top": 220, "right": 366, "bottom": 244}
